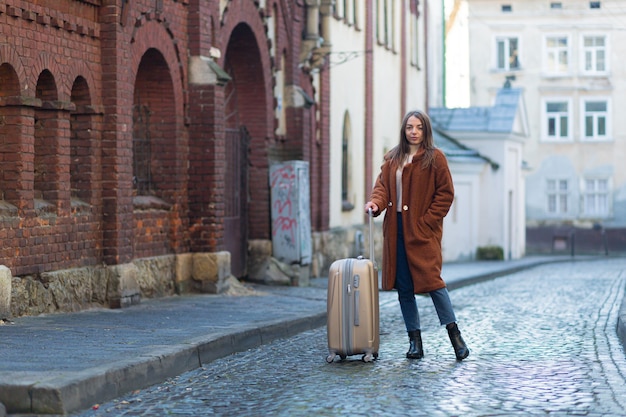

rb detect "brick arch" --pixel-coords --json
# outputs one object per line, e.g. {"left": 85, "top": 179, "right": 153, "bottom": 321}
{"left": 69, "top": 72, "right": 100, "bottom": 205}
{"left": 65, "top": 60, "right": 100, "bottom": 108}
{"left": 130, "top": 20, "right": 185, "bottom": 116}
{"left": 220, "top": 0, "right": 274, "bottom": 139}
{"left": 129, "top": 23, "right": 187, "bottom": 258}
{"left": 0, "top": 43, "right": 29, "bottom": 96}
{"left": 0, "top": 62, "right": 20, "bottom": 97}
{"left": 129, "top": 21, "right": 185, "bottom": 198}
{"left": 31, "top": 52, "right": 65, "bottom": 101}
{"left": 220, "top": 3, "right": 277, "bottom": 244}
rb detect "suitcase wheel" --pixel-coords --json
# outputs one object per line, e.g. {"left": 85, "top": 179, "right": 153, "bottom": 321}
{"left": 326, "top": 353, "right": 337, "bottom": 363}
{"left": 362, "top": 353, "right": 375, "bottom": 363}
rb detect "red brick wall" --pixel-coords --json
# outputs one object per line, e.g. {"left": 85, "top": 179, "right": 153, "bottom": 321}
{"left": 187, "top": 83, "right": 226, "bottom": 251}
{"left": 0, "top": 1, "right": 103, "bottom": 275}
{"left": 0, "top": 0, "right": 323, "bottom": 279}
{"left": 98, "top": 0, "right": 190, "bottom": 264}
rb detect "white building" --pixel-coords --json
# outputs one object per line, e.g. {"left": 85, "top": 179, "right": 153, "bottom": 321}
{"left": 431, "top": 88, "right": 528, "bottom": 260}
{"left": 463, "top": 0, "right": 626, "bottom": 254}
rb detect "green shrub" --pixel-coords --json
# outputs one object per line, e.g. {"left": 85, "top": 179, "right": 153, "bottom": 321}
{"left": 476, "top": 245, "right": 504, "bottom": 260}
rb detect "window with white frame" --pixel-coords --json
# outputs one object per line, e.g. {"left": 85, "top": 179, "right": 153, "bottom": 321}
{"left": 584, "top": 178, "right": 609, "bottom": 217}
{"left": 385, "top": 0, "right": 398, "bottom": 51}
{"left": 376, "top": 0, "right": 383, "bottom": 44}
{"left": 346, "top": 0, "right": 359, "bottom": 29}
{"left": 341, "top": 111, "right": 354, "bottom": 211}
{"left": 542, "top": 99, "right": 571, "bottom": 141}
{"left": 335, "top": 0, "right": 344, "bottom": 18}
{"left": 376, "top": 0, "right": 395, "bottom": 50}
{"left": 544, "top": 35, "right": 569, "bottom": 74}
{"left": 547, "top": 179, "right": 569, "bottom": 214}
{"left": 581, "top": 98, "right": 610, "bottom": 141}
{"left": 581, "top": 35, "right": 607, "bottom": 74}
{"left": 337, "top": 0, "right": 355, "bottom": 25}
{"left": 496, "top": 36, "right": 519, "bottom": 70}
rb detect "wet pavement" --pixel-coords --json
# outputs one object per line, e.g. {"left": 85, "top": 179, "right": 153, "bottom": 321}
{"left": 2, "top": 256, "right": 626, "bottom": 416}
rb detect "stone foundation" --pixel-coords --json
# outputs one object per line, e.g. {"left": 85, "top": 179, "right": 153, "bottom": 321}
{"left": 4, "top": 222, "right": 381, "bottom": 317}
{"left": 311, "top": 222, "right": 382, "bottom": 278}
{"left": 247, "top": 239, "right": 311, "bottom": 286}
{"left": 10, "top": 266, "right": 108, "bottom": 317}
{"left": 6, "top": 251, "right": 238, "bottom": 318}
{"left": 106, "top": 263, "right": 142, "bottom": 309}
{"left": 190, "top": 251, "right": 232, "bottom": 293}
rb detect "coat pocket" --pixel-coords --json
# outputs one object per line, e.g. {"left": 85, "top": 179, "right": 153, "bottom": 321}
{"left": 416, "top": 217, "right": 435, "bottom": 238}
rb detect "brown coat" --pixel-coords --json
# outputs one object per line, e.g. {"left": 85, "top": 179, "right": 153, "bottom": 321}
{"left": 369, "top": 148, "right": 454, "bottom": 293}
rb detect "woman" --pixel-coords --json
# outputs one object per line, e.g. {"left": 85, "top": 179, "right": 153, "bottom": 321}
{"left": 364, "top": 110, "right": 469, "bottom": 361}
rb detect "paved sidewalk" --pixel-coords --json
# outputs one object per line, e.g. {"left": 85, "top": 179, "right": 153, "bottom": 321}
{"left": 0, "top": 255, "right": 623, "bottom": 416}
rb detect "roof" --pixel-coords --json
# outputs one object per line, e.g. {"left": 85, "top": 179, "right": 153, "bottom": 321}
{"left": 430, "top": 88, "right": 524, "bottom": 134}
{"left": 434, "top": 128, "right": 499, "bottom": 169}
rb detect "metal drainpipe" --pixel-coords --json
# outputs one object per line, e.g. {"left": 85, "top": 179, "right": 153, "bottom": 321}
{"left": 424, "top": 0, "right": 432, "bottom": 112}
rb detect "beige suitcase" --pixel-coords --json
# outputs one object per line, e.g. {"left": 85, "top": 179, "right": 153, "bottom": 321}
{"left": 326, "top": 211, "right": 379, "bottom": 362}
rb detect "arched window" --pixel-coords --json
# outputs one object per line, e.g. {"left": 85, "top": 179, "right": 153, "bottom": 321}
{"left": 0, "top": 63, "right": 21, "bottom": 209}
{"left": 34, "top": 70, "right": 60, "bottom": 214}
{"left": 70, "top": 76, "right": 94, "bottom": 204}
{"left": 341, "top": 111, "right": 354, "bottom": 211}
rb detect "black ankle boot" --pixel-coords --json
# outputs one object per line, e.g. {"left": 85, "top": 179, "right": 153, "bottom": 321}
{"left": 446, "top": 322, "right": 469, "bottom": 361}
{"left": 406, "top": 330, "right": 424, "bottom": 359}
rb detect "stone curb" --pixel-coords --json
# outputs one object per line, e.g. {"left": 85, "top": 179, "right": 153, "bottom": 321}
{"left": 2, "top": 313, "right": 326, "bottom": 415}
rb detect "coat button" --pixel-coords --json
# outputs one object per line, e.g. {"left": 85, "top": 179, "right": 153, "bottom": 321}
{"left": 388, "top": 202, "right": 392, "bottom": 206}
{"left": 403, "top": 205, "right": 408, "bottom": 211}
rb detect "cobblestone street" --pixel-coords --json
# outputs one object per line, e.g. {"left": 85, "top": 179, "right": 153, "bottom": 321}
{"left": 71, "top": 259, "right": 626, "bottom": 417}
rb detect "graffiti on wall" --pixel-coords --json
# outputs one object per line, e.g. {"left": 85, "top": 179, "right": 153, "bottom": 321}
{"left": 269, "top": 161, "right": 312, "bottom": 265}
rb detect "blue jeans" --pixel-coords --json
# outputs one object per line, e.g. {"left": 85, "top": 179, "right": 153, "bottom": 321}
{"left": 395, "top": 213, "right": 457, "bottom": 333}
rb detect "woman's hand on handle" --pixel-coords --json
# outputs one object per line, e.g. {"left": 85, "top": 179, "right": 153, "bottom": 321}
{"left": 364, "top": 201, "right": 379, "bottom": 215}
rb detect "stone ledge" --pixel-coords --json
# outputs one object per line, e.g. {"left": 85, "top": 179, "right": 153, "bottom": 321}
{"left": 132, "top": 195, "right": 171, "bottom": 211}
{"left": 0, "top": 200, "right": 18, "bottom": 218}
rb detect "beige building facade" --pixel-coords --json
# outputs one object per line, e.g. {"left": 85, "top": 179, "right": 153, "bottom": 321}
{"left": 464, "top": 0, "right": 626, "bottom": 253}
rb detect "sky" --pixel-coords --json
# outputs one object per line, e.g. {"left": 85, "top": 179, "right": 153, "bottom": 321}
{"left": 444, "top": 0, "right": 470, "bottom": 108}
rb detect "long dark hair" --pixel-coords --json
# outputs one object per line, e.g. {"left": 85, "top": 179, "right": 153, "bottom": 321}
{"left": 386, "top": 110, "right": 436, "bottom": 170}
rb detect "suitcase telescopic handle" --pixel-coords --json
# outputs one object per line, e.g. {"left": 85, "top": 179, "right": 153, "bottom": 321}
{"left": 368, "top": 208, "right": 376, "bottom": 267}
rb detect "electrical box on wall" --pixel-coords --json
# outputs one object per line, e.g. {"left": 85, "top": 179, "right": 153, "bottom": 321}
{"left": 269, "top": 161, "right": 312, "bottom": 265}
